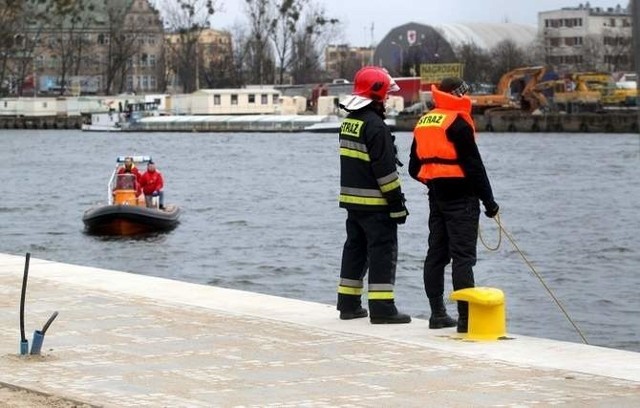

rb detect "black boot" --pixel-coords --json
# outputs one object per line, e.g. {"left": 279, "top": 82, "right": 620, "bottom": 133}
{"left": 428, "top": 296, "right": 457, "bottom": 329}
{"left": 457, "top": 301, "right": 469, "bottom": 333}
{"left": 370, "top": 312, "right": 411, "bottom": 324}
{"left": 340, "top": 307, "right": 368, "bottom": 320}
{"left": 338, "top": 293, "right": 369, "bottom": 320}
{"left": 369, "top": 300, "right": 411, "bottom": 324}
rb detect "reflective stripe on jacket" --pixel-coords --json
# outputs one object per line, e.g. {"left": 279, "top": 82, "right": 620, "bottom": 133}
{"left": 339, "top": 109, "right": 403, "bottom": 212}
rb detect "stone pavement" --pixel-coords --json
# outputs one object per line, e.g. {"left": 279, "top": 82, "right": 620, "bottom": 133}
{"left": 0, "top": 253, "right": 639, "bottom": 407}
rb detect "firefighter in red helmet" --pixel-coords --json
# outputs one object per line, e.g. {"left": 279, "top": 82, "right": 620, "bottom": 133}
{"left": 336, "top": 66, "right": 411, "bottom": 324}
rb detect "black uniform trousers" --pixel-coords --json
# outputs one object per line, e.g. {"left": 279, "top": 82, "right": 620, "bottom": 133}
{"left": 423, "top": 195, "right": 479, "bottom": 318}
{"left": 339, "top": 210, "right": 398, "bottom": 317}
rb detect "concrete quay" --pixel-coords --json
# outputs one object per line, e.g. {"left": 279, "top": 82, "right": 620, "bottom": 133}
{"left": 1, "top": 252, "right": 639, "bottom": 407}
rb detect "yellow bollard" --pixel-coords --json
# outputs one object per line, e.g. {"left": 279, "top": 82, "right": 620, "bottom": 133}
{"left": 450, "top": 287, "right": 506, "bottom": 341}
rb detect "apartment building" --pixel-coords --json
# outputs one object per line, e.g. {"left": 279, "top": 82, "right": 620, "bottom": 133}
{"left": 324, "top": 44, "right": 374, "bottom": 80}
{"left": 15, "top": 0, "right": 164, "bottom": 95}
{"left": 539, "top": 3, "right": 633, "bottom": 72}
{"left": 165, "top": 28, "right": 233, "bottom": 93}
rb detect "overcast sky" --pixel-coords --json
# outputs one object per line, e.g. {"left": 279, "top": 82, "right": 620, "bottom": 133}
{"left": 210, "top": 1, "right": 628, "bottom": 46}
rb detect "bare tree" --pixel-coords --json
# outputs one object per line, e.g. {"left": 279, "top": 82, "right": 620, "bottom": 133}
{"left": 0, "top": 1, "right": 25, "bottom": 95}
{"left": 580, "top": 34, "right": 604, "bottom": 72}
{"left": 331, "top": 50, "right": 364, "bottom": 82}
{"left": 102, "top": 1, "right": 143, "bottom": 94}
{"left": 1, "top": 0, "right": 53, "bottom": 96}
{"left": 161, "top": 0, "right": 217, "bottom": 93}
{"left": 454, "top": 42, "right": 493, "bottom": 87}
{"left": 524, "top": 35, "right": 546, "bottom": 66}
{"left": 268, "top": 0, "right": 301, "bottom": 84}
{"left": 243, "top": 0, "right": 275, "bottom": 85}
{"left": 42, "top": 0, "right": 95, "bottom": 95}
{"left": 224, "top": 23, "right": 251, "bottom": 87}
{"left": 289, "top": 30, "right": 321, "bottom": 84}
{"left": 200, "top": 32, "right": 237, "bottom": 88}
{"left": 489, "top": 39, "right": 528, "bottom": 84}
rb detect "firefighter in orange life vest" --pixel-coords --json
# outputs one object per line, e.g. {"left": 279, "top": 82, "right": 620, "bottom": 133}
{"left": 336, "top": 66, "right": 411, "bottom": 324}
{"left": 409, "top": 77, "right": 499, "bottom": 333}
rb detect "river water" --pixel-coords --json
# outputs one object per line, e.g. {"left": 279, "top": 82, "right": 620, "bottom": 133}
{"left": 1, "top": 129, "right": 639, "bottom": 352}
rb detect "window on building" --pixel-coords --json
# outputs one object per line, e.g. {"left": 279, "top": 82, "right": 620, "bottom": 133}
{"left": 150, "top": 76, "right": 156, "bottom": 90}
{"left": 127, "top": 76, "right": 133, "bottom": 90}
{"left": 248, "top": 94, "right": 255, "bottom": 103}
{"left": 272, "top": 94, "right": 278, "bottom": 104}
{"left": 609, "top": 18, "right": 616, "bottom": 27}
{"left": 140, "top": 54, "right": 148, "bottom": 66}
{"left": 142, "top": 76, "right": 149, "bottom": 89}
{"left": 261, "top": 94, "right": 268, "bottom": 105}
{"left": 149, "top": 55, "right": 156, "bottom": 67}
{"left": 231, "top": 94, "right": 238, "bottom": 105}
{"left": 98, "top": 34, "right": 105, "bottom": 44}
{"left": 214, "top": 94, "right": 221, "bottom": 105}
{"left": 42, "top": 102, "right": 47, "bottom": 108}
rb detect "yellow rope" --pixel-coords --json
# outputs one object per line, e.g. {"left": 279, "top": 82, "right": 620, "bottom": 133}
{"left": 479, "top": 212, "right": 590, "bottom": 345}
{"left": 478, "top": 213, "right": 502, "bottom": 251}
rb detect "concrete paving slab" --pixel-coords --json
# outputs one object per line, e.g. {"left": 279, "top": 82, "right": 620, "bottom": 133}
{"left": 0, "top": 253, "right": 639, "bottom": 407}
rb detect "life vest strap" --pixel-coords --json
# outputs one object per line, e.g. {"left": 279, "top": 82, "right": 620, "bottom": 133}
{"left": 420, "top": 157, "right": 460, "bottom": 165}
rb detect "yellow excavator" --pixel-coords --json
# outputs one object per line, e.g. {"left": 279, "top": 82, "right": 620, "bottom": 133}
{"left": 536, "top": 72, "right": 637, "bottom": 110}
{"left": 469, "top": 66, "right": 548, "bottom": 114}
{"left": 601, "top": 73, "right": 638, "bottom": 106}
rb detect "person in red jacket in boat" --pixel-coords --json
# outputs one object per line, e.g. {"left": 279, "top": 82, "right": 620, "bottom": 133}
{"left": 140, "top": 159, "right": 165, "bottom": 210}
{"left": 116, "top": 156, "right": 142, "bottom": 197}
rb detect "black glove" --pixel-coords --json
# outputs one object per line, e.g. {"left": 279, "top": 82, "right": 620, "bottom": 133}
{"left": 391, "top": 134, "right": 404, "bottom": 167}
{"left": 389, "top": 196, "right": 409, "bottom": 225}
{"left": 483, "top": 201, "right": 499, "bottom": 218}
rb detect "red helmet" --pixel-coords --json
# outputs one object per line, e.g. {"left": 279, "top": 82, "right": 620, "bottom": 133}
{"left": 352, "top": 66, "right": 392, "bottom": 101}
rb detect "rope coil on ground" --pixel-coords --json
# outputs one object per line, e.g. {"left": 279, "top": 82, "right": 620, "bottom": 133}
{"left": 479, "top": 212, "right": 589, "bottom": 345}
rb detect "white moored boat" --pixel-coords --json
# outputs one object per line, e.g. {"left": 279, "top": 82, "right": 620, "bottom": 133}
{"left": 82, "top": 101, "right": 159, "bottom": 132}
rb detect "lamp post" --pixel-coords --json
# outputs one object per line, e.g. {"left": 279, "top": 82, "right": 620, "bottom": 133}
{"left": 391, "top": 41, "right": 403, "bottom": 76}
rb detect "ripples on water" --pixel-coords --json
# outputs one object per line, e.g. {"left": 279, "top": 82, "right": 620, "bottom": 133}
{"left": 1, "top": 130, "right": 639, "bottom": 352}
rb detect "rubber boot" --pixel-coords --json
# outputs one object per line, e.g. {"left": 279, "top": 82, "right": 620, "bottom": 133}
{"left": 457, "top": 301, "right": 469, "bottom": 333}
{"left": 369, "top": 300, "right": 411, "bottom": 324}
{"left": 370, "top": 312, "right": 411, "bottom": 324}
{"left": 338, "top": 294, "right": 368, "bottom": 320}
{"left": 428, "top": 296, "right": 457, "bottom": 329}
{"left": 339, "top": 307, "right": 368, "bottom": 320}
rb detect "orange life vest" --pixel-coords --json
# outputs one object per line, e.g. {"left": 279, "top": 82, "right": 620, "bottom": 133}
{"left": 413, "top": 86, "right": 475, "bottom": 183}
